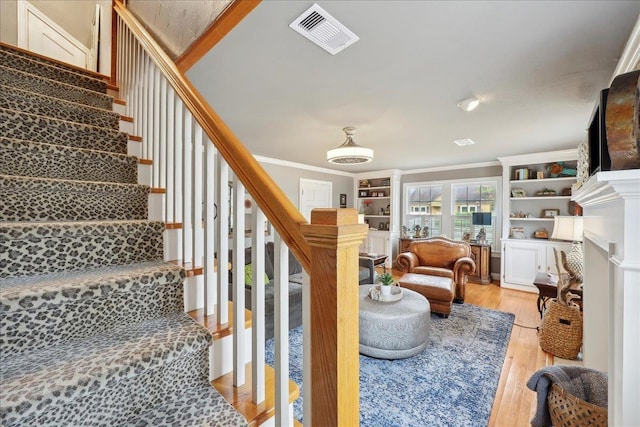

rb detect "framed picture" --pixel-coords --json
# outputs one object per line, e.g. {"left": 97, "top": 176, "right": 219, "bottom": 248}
{"left": 359, "top": 190, "right": 368, "bottom": 197}
{"left": 542, "top": 208, "right": 560, "bottom": 218}
{"left": 340, "top": 193, "right": 347, "bottom": 208}
{"left": 511, "top": 188, "right": 527, "bottom": 198}
{"left": 536, "top": 171, "right": 545, "bottom": 179}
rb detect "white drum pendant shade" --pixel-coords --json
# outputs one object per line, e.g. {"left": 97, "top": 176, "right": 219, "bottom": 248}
{"left": 327, "top": 127, "right": 373, "bottom": 164}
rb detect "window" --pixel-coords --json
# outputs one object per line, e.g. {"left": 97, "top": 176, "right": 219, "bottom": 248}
{"left": 403, "top": 177, "right": 500, "bottom": 252}
{"left": 405, "top": 184, "right": 442, "bottom": 236}
{"left": 452, "top": 182, "right": 497, "bottom": 244}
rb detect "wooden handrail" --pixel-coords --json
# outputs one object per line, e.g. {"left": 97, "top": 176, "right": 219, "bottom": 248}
{"left": 175, "top": 0, "right": 261, "bottom": 73}
{"left": 113, "top": 1, "right": 311, "bottom": 272}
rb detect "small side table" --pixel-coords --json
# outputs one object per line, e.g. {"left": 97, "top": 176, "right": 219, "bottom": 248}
{"left": 469, "top": 243, "right": 491, "bottom": 284}
{"left": 532, "top": 272, "right": 583, "bottom": 318}
{"left": 359, "top": 253, "right": 389, "bottom": 273}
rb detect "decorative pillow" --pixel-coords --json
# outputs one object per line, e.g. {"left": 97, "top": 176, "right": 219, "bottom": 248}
{"left": 244, "top": 264, "right": 270, "bottom": 287}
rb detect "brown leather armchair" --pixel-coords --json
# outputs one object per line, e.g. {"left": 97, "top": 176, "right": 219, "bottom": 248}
{"left": 396, "top": 237, "right": 476, "bottom": 303}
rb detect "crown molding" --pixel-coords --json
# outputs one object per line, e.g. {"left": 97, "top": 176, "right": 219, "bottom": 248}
{"left": 253, "top": 155, "right": 355, "bottom": 177}
{"left": 402, "top": 160, "right": 500, "bottom": 175}
{"left": 612, "top": 14, "right": 640, "bottom": 79}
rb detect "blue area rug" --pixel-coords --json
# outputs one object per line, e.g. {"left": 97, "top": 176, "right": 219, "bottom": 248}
{"left": 265, "top": 303, "right": 514, "bottom": 426}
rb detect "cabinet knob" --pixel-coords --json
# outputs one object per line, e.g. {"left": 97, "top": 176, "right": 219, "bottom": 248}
{"left": 538, "top": 265, "right": 541, "bottom": 270}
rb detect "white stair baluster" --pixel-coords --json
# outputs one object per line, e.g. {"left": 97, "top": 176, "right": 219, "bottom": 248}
{"left": 182, "top": 110, "right": 193, "bottom": 265}
{"left": 165, "top": 87, "right": 175, "bottom": 223}
{"left": 216, "top": 158, "right": 229, "bottom": 325}
{"left": 251, "top": 207, "right": 266, "bottom": 404}
{"left": 204, "top": 137, "right": 216, "bottom": 316}
{"left": 192, "top": 126, "right": 204, "bottom": 273}
{"left": 274, "top": 234, "right": 291, "bottom": 426}
{"left": 232, "top": 178, "right": 246, "bottom": 387}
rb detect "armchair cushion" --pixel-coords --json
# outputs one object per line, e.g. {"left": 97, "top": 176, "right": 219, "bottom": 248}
{"left": 396, "top": 236, "right": 475, "bottom": 302}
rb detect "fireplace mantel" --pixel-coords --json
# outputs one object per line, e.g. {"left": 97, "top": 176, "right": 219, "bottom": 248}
{"left": 573, "top": 169, "right": 640, "bottom": 427}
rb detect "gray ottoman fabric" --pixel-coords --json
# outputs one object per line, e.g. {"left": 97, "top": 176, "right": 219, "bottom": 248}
{"left": 358, "top": 285, "right": 431, "bottom": 359}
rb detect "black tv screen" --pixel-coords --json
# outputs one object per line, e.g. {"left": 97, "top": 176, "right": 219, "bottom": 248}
{"left": 588, "top": 89, "right": 611, "bottom": 175}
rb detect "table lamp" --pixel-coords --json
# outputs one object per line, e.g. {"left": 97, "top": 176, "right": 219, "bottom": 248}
{"left": 472, "top": 212, "right": 492, "bottom": 244}
{"left": 550, "top": 216, "right": 584, "bottom": 283}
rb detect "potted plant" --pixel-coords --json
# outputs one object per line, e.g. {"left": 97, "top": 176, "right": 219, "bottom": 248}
{"left": 378, "top": 272, "right": 395, "bottom": 296}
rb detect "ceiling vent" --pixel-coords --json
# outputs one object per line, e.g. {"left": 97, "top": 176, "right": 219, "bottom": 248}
{"left": 289, "top": 3, "right": 359, "bottom": 55}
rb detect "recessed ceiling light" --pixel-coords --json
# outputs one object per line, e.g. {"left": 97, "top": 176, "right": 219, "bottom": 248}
{"left": 454, "top": 138, "right": 475, "bottom": 146}
{"left": 457, "top": 97, "right": 480, "bottom": 112}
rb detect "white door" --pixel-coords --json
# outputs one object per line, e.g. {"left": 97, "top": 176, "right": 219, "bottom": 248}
{"left": 18, "top": 0, "right": 93, "bottom": 70}
{"left": 299, "top": 179, "right": 332, "bottom": 222}
{"left": 89, "top": 4, "right": 101, "bottom": 72}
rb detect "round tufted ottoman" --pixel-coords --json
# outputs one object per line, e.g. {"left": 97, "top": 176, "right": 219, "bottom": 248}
{"left": 358, "top": 285, "right": 430, "bottom": 359}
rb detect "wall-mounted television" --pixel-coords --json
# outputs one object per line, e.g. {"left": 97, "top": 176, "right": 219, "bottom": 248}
{"left": 587, "top": 88, "right": 611, "bottom": 175}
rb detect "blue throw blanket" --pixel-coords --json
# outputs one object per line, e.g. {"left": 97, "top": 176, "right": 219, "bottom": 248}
{"left": 526, "top": 365, "right": 608, "bottom": 427}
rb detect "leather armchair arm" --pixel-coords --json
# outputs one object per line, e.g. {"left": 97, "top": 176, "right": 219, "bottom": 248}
{"left": 453, "top": 256, "right": 476, "bottom": 284}
{"left": 396, "top": 252, "right": 418, "bottom": 273}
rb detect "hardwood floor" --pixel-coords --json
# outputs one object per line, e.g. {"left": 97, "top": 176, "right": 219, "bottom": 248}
{"left": 391, "top": 267, "right": 547, "bottom": 427}
{"left": 466, "top": 281, "right": 547, "bottom": 427}
{"left": 204, "top": 269, "right": 548, "bottom": 426}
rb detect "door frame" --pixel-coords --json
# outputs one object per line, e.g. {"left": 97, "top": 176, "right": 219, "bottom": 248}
{"left": 17, "top": 0, "right": 94, "bottom": 70}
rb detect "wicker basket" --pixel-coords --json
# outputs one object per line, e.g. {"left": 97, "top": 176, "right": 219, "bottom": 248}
{"left": 539, "top": 299, "right": 582, "bottom": 359}
{"left": 548, "top": 383, "right": 608, "bottom": 427}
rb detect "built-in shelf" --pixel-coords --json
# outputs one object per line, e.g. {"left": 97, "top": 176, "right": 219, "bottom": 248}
{"left": 509, "top": 176, "right": 576, "bottom": 184}
{"left": 510, "top": 196, "right": 571, "bottom": 201}
{"left": 509, "top": 217, "right": 555, "bottom": 221}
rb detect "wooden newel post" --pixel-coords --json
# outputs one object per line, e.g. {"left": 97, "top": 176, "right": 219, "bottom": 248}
{"left": 300, "top": 208, "right": 369, "bottom": 427}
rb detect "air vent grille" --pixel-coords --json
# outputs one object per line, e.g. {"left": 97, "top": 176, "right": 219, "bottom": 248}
{"left": 289, "top": 4, "right": 359, "bottom": 55}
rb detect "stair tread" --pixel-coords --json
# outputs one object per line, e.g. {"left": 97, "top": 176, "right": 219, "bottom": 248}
{"left": 131, "top": 380, "right": 248, "bottom": 426}
{"left": 0, "top": 83, "right": 120, "bottom": 129}
{"left": 0, "top": 107, "right": 128, "bottom": 154}
{"left": 0, "top": 137, "right": 138, "bottom": 184}
{"left": 0, "top": 64, "right": 113, "bottom": 110}
{"left": 1, "top": 260, "right": 183, "bottom": 308}
{"left": 0, "top": 313, "right": 212, "bottom": 411}
{"left": 0, "top": 137, "right": 136, "bottom": 161}
{"left": 0, "top": 42, "right": 107, "bottom": 81}
{"left": 0, "top": 48, "right": 107, "bottom": 93}
{"left": 0, "top": 219, "right": 163, "bottom": 239}
{"left": 0, "top": 174, "right": 148, "bottom": 191}
{"left": 0, "top": 220, "right": 165, "bottom": 278}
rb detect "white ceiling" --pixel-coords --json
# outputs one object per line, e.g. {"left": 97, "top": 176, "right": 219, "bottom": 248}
{"left": 187, "top": 1, "right": 639, "bottom": 173}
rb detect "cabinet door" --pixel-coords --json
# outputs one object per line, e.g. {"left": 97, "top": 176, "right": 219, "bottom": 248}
{"left": 545, "top": 243, "right": 572, "bottom": 275}
{"left": 504, "top": 242, "right": 545, "bottom": 286}
{"left": 368, "top": 232, "right": 388, "bottom": 257}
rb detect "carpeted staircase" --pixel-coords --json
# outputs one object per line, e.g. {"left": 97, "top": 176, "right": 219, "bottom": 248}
{"left": 0, "top": 44, "right": 247, "bottom": 426}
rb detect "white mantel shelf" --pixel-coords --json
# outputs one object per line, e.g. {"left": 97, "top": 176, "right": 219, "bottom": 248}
{"left": 573, "top": 169, "right": 640, "bottom": 427}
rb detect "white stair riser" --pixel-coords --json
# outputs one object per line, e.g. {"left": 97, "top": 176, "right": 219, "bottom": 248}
{"left": 138, "top": 163, "right": 151, "bottom": 186}
{"left": 119, "top": 119, "right": 133, "bottom": 134}
{"left": 183, "top": 275, "right": 218, "bottom": 313}
{"left": 128, "top": 139, "right": 142, "bottom": 157}
{"left": 148, "top": 192, "right": 164, "bottom": 221}
{"left": 210, "top": 330, "right": 253, "bottom": 380}
{"left": 113, "top": 102, "right": 126, "bottom": 115}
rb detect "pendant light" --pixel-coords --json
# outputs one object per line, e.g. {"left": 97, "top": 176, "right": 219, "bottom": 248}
{"left": 327, "top": 127, "right": 374, "bottom": 165}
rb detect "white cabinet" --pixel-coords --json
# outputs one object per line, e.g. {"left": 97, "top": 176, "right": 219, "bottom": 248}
{"left": 355, "top": 170, "right": 401, "bottom": 267}
{"left": 498, "top": 150, "right": 579, "bottom": 292}
{"left": 502, "top": 239, "right": 572, "bottom": 291}
{"left": 361, "top": 230, "right": 395, "bottom": 257}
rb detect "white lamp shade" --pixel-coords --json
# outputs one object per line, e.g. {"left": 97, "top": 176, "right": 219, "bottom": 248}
{"left": 327, "top": 145, "right": 373, "bottom": 164}
{"left": 551, "top": 216, "right": 584, "bottom": 242}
